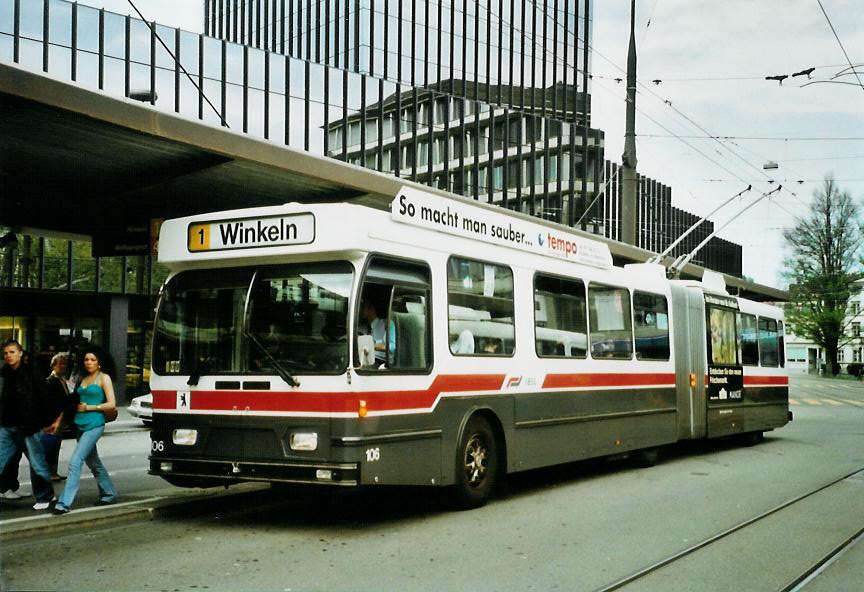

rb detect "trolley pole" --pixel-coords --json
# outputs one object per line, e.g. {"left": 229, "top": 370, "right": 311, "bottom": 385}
{"left": 620, "top": 0, "right": 638, "bottom": 246}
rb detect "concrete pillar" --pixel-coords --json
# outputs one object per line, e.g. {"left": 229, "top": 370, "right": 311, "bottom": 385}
{"left": 108, "top": 295, "right": 129, "bottom": 403}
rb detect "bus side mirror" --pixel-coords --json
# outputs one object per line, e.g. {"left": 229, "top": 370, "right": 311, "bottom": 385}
{"left": 358, "top": 335, "right": 375, "bottom": 368}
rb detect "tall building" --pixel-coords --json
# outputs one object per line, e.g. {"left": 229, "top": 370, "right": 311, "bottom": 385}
{"left": 204, "top": 0, "right": 605, "bottom": 228}
{"left": 203, "top": 1, "right": 743, "bottom": 271}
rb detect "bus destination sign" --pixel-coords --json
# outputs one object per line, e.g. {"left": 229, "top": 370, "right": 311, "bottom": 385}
{"left": 187, "top": 213, "right": 315, "bottom": 252}
{"left": 392, "top": 187, "right": 613, "bottom": 269}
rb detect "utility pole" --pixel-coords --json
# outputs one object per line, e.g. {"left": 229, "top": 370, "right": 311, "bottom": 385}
{"left": 620, "top": 0, "right": 638, "bottom": 246}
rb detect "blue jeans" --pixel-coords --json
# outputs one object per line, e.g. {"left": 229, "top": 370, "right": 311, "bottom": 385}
{"left": 0, "top": 426, "right": 55, "bottom": 502}
{"left": 56, "top": 426, "right": 116, "bottom": 510}
{"left": 40, "top": 432, "right": 62, "bottom": 474}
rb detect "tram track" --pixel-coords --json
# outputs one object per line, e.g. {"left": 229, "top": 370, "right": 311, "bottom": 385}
{"left": 783, "top": 526, "right": 864, "bottom": 591}
{"left": 595, "top": 466, "right": 864, "bottom": 592}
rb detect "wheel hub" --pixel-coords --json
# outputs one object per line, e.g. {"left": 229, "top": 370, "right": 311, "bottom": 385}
{"left": 464, "top": 435, "right": 487, "bottom": 486}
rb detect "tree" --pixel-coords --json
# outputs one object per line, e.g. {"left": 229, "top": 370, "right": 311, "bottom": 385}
{"left": 783, "top": 176, "right": 863, "bottom": 375}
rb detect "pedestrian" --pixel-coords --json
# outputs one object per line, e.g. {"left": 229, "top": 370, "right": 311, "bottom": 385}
{"left": 52, "top": 346, "right": 117, "bottom": 514}
{"left": 0, "top": 448, "right": 24, "bottom": 499}
{"left": 0, "top": 340, "right": 56, "bottom": 510}
{"left": 41, "top": 353, "right": 73, "bottom": 481}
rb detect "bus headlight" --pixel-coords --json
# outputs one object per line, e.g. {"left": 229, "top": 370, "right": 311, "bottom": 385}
{"left": 172, "top": 429, "right": 198, "bottom": 446}
{"left": 289, "top": 432, "right": 318, "bottom": 451}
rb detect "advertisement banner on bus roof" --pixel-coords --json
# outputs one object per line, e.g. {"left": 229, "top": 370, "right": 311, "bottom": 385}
{"left": 391, "top": 187, "right": 613, "bottom": 269}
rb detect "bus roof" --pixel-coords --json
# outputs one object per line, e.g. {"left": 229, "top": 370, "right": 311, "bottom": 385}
{"left": 157, "top": 187, "right": 614, "bottom": 271}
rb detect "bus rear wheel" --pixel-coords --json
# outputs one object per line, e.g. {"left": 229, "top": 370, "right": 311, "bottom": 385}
{"left": 453, "top": 415, "right": 499, "bottom": 510}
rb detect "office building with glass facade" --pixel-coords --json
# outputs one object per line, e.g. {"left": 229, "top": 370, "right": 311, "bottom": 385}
{"left": 204, "top": 0, "right": 603, "bottom": 226}
{"left": 203, "top": 0, "right": 741, "bottom": 267}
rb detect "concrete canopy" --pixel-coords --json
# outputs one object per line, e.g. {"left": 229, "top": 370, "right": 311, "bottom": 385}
{"left": 0, "top": 63, "right": 787, "bottom": 302}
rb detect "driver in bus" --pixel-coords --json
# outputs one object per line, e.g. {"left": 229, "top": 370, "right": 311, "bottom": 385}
{"left": 360, "top": 299, "right": 396, "bottom": 367}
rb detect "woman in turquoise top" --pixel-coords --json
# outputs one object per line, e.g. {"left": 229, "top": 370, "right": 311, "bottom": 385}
{"left": 52, "top": 347, "right": 117, "bottom": 514}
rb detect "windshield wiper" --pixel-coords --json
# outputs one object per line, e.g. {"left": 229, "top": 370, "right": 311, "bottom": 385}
{"left": 245, "top": 330, "right": 301, "bottom": 388}
{"left": 187, "top": 360, "right": 208, "bottom": 386}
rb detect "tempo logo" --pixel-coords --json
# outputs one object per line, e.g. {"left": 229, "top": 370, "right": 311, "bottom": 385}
{"left": 545, "top": 233, "right": 579, "bottom": 258}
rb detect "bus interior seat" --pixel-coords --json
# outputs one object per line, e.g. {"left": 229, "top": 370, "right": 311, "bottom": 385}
{"left": 451, "top": 329, "right": 475, "bottom": 354}
{"left": 393, "top": 312, "right": 426, "bottom": 368}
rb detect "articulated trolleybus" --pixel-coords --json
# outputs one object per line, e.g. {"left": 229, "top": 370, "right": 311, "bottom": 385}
{"left": 149, "top": 187, "right": 791, "bottom": 508}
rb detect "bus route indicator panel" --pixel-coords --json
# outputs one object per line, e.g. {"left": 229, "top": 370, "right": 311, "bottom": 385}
{"left": 187, "top": 213, "right": 315, "bottom": 252}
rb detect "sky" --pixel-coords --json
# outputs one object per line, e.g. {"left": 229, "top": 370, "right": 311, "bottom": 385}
{"left": 590, "top": 0, "right": 864, "bottom": 287}
{"left": 76, "top": 0, "right": 864, "bottom": 289}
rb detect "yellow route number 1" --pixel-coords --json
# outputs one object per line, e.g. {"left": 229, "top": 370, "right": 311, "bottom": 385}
{"left": 188, "top": 223, "right": 211, "bottom": 252}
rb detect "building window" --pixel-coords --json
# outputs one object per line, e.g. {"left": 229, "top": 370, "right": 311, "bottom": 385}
{"left": 854, "top": 348, "right": 862, "bottom": 363}
{"left": 838, "top": 349, "right": 846, "bottom": 362}
{"left": 853, "top": 322, "right": 860, "bottom": 338}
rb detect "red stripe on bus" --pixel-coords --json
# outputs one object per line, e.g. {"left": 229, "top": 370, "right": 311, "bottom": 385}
{"left": 542, "top": 373, "right": 676, "bottom": 389}
{"left": 744, "top": 376, "right": 788, "bottom": 386}
{"left": 151, "top": 374, "right": 506, "bottom": 413}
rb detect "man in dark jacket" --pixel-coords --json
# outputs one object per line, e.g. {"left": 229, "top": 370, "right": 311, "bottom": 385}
{"left": 0, "top": 340, "right": 56, "bottom": 510}
{"left": 41, "top": 353, "right": 73, "bottom": 479}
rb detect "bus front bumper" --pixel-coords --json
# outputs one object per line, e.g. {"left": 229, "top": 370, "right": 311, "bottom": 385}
{"left": 149, "top": 456, "right": 360, "bottom": 486}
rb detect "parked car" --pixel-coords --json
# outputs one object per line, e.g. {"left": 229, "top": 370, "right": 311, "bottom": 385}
{"left": 127, "top": 392, "right": 153, "bottom": 425}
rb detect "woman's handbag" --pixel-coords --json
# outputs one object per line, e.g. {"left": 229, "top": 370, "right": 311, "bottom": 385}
{"left": 103, "top": 407, "right": 119, "bottom": 423}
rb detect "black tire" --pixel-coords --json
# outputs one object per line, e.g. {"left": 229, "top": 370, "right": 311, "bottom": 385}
{"left": 742, "top": 431, "right": 764, "bottom": 447}
{"left": 633, "top": 447, "right": 661, "bottom": 468}
{"left": 452, "top": 415, "right": 499, "bottom": 510}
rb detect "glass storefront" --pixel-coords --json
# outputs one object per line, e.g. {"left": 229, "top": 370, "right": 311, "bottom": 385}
{"left": 0, "top": 308, "right": 152, "bottom": 401}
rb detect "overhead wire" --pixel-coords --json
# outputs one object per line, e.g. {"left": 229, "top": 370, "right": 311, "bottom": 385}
{"left": 815, "top": 0, "right": 864, "bottom": 92}
{"left": 195, "top": 1, "right": 829, "bottom": 230}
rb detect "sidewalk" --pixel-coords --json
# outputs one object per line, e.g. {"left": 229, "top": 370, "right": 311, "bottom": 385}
{"left": 0, "top": 406, "right": 238, "bottom": 542}
{"left": 0, "top": 481, "right": 270, "bottom": 542}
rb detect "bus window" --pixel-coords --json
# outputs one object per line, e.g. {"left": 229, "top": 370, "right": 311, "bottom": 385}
{"left": 707, "top": 306, "right": 737, "bottom": 365}
{"left": 534, "top": 274, "right": 587, "bottom": 358}
{"left": 759, "top": 318, "right": 780, "bottom": 367}
{"left": 356, "top": 257, "right": 432, "bottom": 372}
{"left": 246, "top": 263, "right": 353, "bottom": 374}
{"left": 447, "top": 256, "right": 514, "bottom": 356}
{"left": 633, "top": 292, "right": 669, "bottom": 360}
{"left": 588, "top": 284, "right": 633, "bottom": 360}
{"left": 778, "top": 321, "right": 786, "bottom": 368}
{"left": 737, "top": 313, "right": 759, "bottom": 366}
{"left": 154, "top": 268, "right": 253, "bottom": 375}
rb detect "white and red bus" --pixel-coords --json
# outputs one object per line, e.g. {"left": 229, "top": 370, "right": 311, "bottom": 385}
{"left": 148, "top": 187, "right": 790, "bottom": 508}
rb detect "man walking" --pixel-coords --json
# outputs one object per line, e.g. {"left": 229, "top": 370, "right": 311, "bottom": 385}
{"left": 0, "top": 340, "right": 56, "bottom": 510}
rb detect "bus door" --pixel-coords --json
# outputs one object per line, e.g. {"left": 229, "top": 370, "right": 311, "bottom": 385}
{"left": 671, "top": 285, "right": 707, "bottom": 439}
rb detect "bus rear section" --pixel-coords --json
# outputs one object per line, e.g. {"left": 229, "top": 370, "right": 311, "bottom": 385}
{"left": 703, "top": 294, "right": 791, "bottom": 439}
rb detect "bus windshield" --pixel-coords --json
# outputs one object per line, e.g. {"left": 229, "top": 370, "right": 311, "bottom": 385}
{"left": 153, "top": 262, "right": 353, "bottom": 376}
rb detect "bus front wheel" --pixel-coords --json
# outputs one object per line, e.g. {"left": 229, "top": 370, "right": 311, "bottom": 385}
{"left": 453, "top": 415, "right": 499, "bottom": 510}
